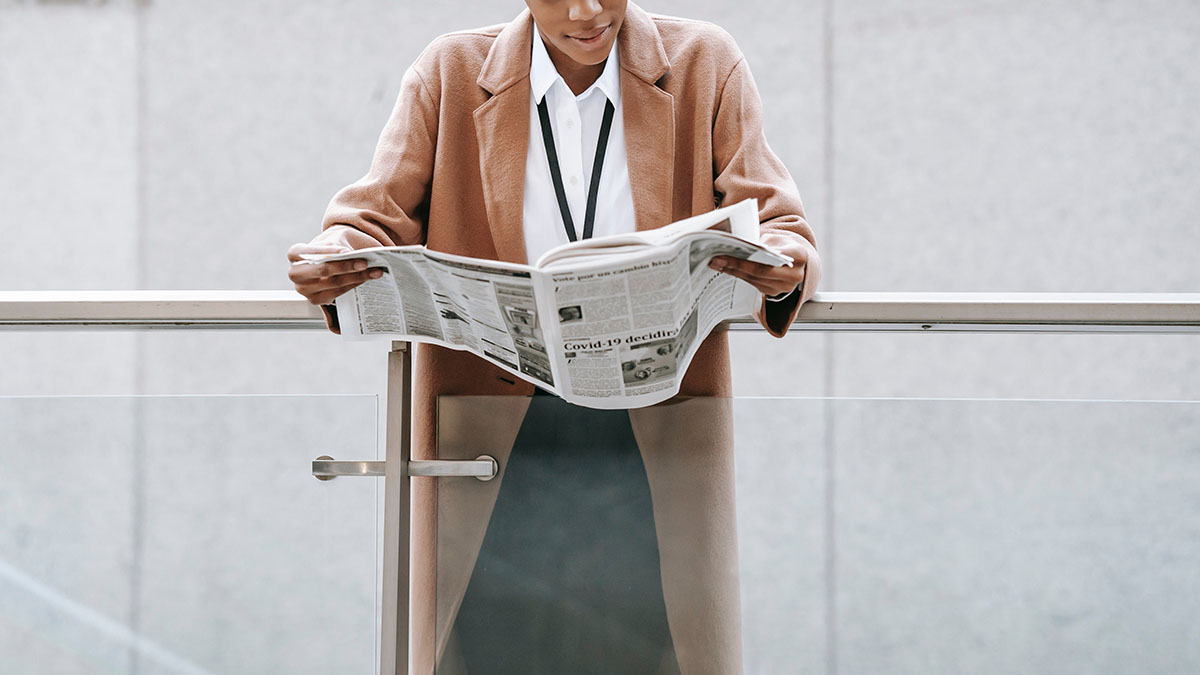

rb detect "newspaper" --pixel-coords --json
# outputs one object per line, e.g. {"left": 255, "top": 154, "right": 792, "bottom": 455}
{"left": 312, "top": 198, "right": 789, "bottom": 409}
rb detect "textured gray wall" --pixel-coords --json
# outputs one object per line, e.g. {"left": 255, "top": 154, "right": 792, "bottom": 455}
{"left": 3, "top": 0, "right": 1200, "bottom": 673}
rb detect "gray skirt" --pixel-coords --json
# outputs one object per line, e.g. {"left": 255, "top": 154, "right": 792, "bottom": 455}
{"left": 448, "top": 391, "right": 677, "bottom": 674}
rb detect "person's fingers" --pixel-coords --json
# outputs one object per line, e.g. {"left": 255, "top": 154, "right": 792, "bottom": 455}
{"left": 709, "top": 255, "right": 804, "bottom": 282}
{"left": 286, "top": 242, "right": 351, "bottom": 262}
{"left": 709, "top": 256, "right": 803, "bottom": 296}
{"left": 709, "top": 255, "right": 773, "bottom": 277}
{"left": 713, "top": 265, "right": 786, "bottom": 295}
{"left": 306, "top": 273, "right": 383, "bottom": 306}
{"left": 293, "top": 268, "right": 384, "bottom": 303}
{"left": 314, "top": 258, "right": 372, "bottom": 278}
{"left": 288, "top": 258, "right": 372, "bottom": 283}
{"left": 288, "top": 262, "right": 326, "bottom": 285}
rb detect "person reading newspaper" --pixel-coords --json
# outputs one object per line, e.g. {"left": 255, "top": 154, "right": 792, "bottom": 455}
{"left": 287, "top": 2, "right": 821, "bottom": 673}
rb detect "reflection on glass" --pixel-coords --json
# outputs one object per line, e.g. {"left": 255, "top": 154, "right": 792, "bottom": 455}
{"left": 0, "top": 395, "right": 378, "bottom": 675}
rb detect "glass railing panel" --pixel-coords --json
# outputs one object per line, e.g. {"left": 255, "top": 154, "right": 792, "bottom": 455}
{"left": 733, "top": 396, "right": 828, "bottom": 675}
{"left": 429, "top": 396, "right": 1200, "bottom": 674}
{"left": 828, "top": 397, "right": 1200, "bottom": 675}
{"left": 0, "top": 394, "right": 379, "bottom": 675}
{"left": 431, "top": 395, "right": 806, "bottom": 674}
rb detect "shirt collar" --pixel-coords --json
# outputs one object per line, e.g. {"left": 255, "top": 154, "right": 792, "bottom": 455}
{"left": 530, "top": 21, "right": 621, "bottom": 106}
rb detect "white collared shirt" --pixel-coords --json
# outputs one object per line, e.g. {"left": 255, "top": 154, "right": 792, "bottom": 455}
{"left": 522, "top": 23, "right": 637, "bottom": 264}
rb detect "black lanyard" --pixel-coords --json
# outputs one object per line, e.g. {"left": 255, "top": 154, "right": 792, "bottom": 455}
{"left": 536, "top": 97, "right": 616, "bottom": 242}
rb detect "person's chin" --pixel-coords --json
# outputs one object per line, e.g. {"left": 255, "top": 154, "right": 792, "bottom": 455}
{"left": 571, "top": 53, "right": 608, "bottom": 66}
{"left": 568, "top": 44, "right": 613, "bottom": 66}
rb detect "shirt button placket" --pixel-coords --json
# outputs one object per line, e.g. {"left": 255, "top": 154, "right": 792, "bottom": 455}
{"left": 561, "top": 99, "right": 585, "bottom": 220}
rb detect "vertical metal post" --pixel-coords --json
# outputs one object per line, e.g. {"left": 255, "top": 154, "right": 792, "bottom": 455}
{"left": 380, "top": 341, "right": 412, "bottom": 675}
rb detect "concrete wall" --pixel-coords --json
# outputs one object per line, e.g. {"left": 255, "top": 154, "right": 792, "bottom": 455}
{"left": 3, "top": 0, "right": 1199, "bottom": 673}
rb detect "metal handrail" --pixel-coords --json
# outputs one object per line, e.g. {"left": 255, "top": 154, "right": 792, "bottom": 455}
{"left": 2, "top": 290, "right": 1199, "bottom": 332}
{"left": 0, "top": 291, "right": 324, "bottom": 329}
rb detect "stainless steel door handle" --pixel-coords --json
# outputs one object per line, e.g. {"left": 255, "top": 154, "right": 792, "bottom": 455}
{"left": 312, "top": 455, "right": 497, "bottom": 481}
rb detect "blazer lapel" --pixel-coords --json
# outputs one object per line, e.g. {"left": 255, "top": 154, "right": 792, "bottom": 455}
{"left": 475, "top": 10, "right": 534, "bottom": 264}
{"left": 619, "top": 3, "right": 674, "bottom": 231}
{"left": 474, "top": 90, "right": 530, "bottom": 264}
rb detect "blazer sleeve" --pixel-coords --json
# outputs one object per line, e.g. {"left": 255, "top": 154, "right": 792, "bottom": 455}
{"left": 712, "top": 58, "right": 823, "bottom": 338}
{"left": 321, "top": 65, "right": 439, "bottom": 249}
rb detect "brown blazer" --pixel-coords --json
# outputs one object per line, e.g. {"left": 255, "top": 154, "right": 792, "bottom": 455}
{"left": 319, "top": 4, "right": 821, "bottom": 672}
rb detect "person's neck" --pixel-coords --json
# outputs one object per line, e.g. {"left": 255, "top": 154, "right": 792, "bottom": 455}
{"left": 541, "top": 33, "right": 605, "bottom": 96}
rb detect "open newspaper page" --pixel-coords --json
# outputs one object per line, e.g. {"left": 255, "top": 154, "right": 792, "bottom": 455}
{"left": 315, "top": 199, "right": 788, "bottom": 409}
{"left": 329, "top": 247, "right": 562, "bottom": 393}
{"left": 535, "top": 198, "right": 774, "bottom": 267}
{"left": 538, "top": 201, "right": 788, "bottom": 409}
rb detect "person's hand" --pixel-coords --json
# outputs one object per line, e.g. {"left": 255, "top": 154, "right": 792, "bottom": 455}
{"left": 708, "top": 231, "right": 810, "bottom": 299}
{"left": 287, "top": 241, "right": 383, "bottom": 306}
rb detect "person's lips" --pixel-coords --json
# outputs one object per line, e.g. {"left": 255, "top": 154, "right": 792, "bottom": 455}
{"left": 569, "top": 24, "right": 609, "bottom": 45}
